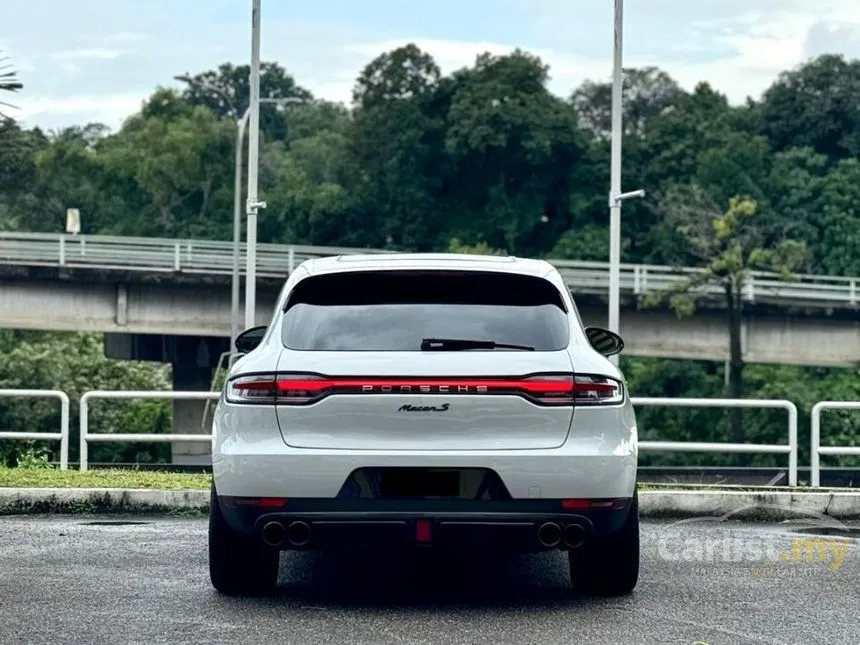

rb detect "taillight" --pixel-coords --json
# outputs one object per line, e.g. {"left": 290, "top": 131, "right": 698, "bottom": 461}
{"left": 521, "top": 374, "right": 623, "bottom": 406}
{"left": 225, "top": 373, "right": 623, "bottom": 406}
{"left": 226, "top": 374, "right": 329, "bottom": 405}
{"left": 519, "top": 374, "right": 575, "bottom": 406}
{"left": 572, "top": 375, "right": 624, "bottom": 406}
{"left": 277, "top": 375, "right": 330, "bottom": 405}
{"left": 226, "top": 374, "right": 280, "bottom": 404}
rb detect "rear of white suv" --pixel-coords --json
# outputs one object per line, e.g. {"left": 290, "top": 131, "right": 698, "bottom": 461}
{"left": 209, "top": 254, "right": 639, "bottom": 596}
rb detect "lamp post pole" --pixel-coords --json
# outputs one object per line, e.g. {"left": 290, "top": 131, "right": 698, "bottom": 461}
{"left": 230, "top": 97, "right": 301, "bottom": 364}
{"left": 608, "top": 0, "right": 644, "bottom": 366}
{"left": 244, "top": 0, "right": 264, "bottom": 331}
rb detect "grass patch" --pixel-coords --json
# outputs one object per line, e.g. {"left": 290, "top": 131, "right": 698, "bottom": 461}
{"left": 0, "top": 466, "right": 211, "bottom": 490}
{"left": 0, "top": 467, "right": 855, "bottom": 494}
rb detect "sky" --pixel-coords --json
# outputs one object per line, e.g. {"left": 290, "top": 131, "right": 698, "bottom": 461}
{"left": 4, "top": 0, "right": 860, "bottom": 133}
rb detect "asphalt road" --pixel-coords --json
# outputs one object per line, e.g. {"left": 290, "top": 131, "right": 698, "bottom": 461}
{"left": 0, "top": 515, "right": 857, "bottom": 645}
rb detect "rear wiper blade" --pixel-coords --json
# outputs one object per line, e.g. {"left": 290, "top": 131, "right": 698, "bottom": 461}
{"left": 420, "top": 337, "right": 535, "bottom": 351}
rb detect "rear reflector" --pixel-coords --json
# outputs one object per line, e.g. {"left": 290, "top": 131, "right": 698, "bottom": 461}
{"left": 227, "top": 373, "right": 624, "bottom": 407}
{"left": 222, "top": 497, "right": 288, "bottom": 509}
{"left": 416, "top": 519, "right": 432, "bottom": 543}
{"left": 560, "top": 499, "right": 590, "bottom": 510}
{"left": 562, "top": 498, "right": 627, "bottom": 510}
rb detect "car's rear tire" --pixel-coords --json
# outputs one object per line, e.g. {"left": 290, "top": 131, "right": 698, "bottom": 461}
{"left": 568, "top": 490, "right": 639, "bottom": 596}
{"left": 209, "top": 485, "right": 280, "bottom": 596}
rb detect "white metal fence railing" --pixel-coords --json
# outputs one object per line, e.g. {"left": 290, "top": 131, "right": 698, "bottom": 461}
{"left": 5, "top": 388, "right": 860, "bottom": 486}
{"left": 810, "top": 401, "right": 860, "bottom": 488}
{"left": 79, "top": 390, "right": 221, "bottom": 471}
{"left": 632, "top": 397, "right": 799, "bottom": 487}
{"left": 0, "top": 389, "right": 70, "bottom": 470}
{"left": 0, "top": 231, "right": 857, "bottom": 308}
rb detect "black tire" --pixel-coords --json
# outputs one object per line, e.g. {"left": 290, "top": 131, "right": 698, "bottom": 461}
{"left": 209, "top": 485, "right": 280, "bottom": 595}
{"left": 568, "top": 491, "right": 640, "bottom": 596}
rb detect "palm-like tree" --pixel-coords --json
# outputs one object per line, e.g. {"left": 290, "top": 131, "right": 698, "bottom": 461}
{"left": 0, "top": 50, "right": 23, "bottom": 120}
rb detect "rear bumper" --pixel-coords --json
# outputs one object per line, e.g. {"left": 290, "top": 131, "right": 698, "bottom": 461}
{"left": 214, "top": 450, "right": 637, "bottom": 499}
{"left": 219, "top": 498, "right": 634, "bottom": 551}
{"left": 212, "top": 399, "right": 638, "bottom": 507}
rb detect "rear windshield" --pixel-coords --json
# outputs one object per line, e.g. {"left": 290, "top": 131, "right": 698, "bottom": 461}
{"left": 280, "top": 270, "right": 570, "bottom": 351}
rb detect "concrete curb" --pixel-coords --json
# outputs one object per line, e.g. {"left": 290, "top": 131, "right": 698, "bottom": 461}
{"left": 1, "top": 488, "right": 859, "bottom": 519}
{"left": 0, "top": 487, "right": 209, "bottom": 515}
{"left": 640, "top": 490, "right": 860, "bottom": 521}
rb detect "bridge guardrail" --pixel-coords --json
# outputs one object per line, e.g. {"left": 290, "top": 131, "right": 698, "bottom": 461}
{"left": 0, "top": 389, "right": 70, "bottom": 469}
{"left": 810, "top": 401, "right": 860, "bottom": 487}
{"left": 632, "top": 397, "right": 798, "bottom": 486}
{"left": 0, "top": 232, "right": 858, "bottom": 307}
{"left": 79, "top": 390, "right": 221, "bottom": 471}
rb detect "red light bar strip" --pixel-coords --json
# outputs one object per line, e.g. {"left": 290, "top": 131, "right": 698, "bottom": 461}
{"left": 251, "top": 378, "right": 577, "bottom": 394}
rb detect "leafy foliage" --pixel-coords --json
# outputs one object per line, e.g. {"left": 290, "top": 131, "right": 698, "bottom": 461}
{"left": 0, "top": 50, "right": 23, "bottom": 119}
{"left": 0, "top": 332, "right": 171, "bottom": 466}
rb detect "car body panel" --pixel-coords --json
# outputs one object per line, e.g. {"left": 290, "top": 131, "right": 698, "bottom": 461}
{"left": 272, "top": 350, "right": 577, "bottom": 450}
{"left": 212, "top": 253, "right": 638, "bottom": 536}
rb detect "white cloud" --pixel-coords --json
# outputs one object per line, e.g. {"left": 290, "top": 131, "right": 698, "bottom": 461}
{"left": 6, "top": 0, "right": 860, "bottom": 132}
{"left": 50, "top": 48, "right": 130, "bottom": 61}
{"left": 103, "top": 32, "right": 149, "bottom": 45}
{"left": 326, "top": 1, "right": 860, "bottom": 108}
{"left": 507, "top": 0, "right": 860, "bottom": 102}
{"left": 17, "top": 93, "right": 146, "bottom": 131}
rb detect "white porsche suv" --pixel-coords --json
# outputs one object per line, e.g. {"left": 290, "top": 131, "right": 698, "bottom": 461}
{"left": 209, "top": 253, "right": 639, "bottom": 596}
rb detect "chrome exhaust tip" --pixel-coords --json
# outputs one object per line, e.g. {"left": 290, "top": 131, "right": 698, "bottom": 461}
{"left": 563, "top": 523, "right": 587, "bottom": 549}
{"left": 286, "top": 520, "right": 311, "bottom": 547}
{"left": 261, "top": 521, "right": 285, "bottom": 548}
{"left": 537, "top": 522, "right": 562, "bottom": 548}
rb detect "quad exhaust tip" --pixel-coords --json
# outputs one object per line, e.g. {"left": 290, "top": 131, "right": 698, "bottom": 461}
{"left": 537, "top": 522, "right": 562, "bottom": 548}
{"left": 261, "top": 521, "right": 285, "bottom": 548}
{"left": 262, "top": 520, "right": 312, "bottom": 547}
{"left": 286, "top": 520, "right": 311, "bottom": 547}
{"left": 563, "top": 523, "right": 587, "bottom": 549}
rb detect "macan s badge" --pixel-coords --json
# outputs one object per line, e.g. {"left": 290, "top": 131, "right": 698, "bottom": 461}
{"left": 398, "top": 403, "right": 451, "bottom": 412}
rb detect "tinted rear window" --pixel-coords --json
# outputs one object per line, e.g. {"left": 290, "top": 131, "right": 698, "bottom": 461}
{"left": 280, "top": 270, "right": 570, "bottom": 351}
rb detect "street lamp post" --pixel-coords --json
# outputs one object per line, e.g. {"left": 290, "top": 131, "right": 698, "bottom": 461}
{"left": 608, "top": 0, "right": 644, "bottom": 366}
{"left": 245, "top": 0, "right": 264, "bottom": 331}
{"left": 230, "top": 97, "right": 302, "bottom": 364}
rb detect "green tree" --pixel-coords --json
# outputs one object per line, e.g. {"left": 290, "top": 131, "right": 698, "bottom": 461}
{"left": 644, "top": 187, "right": 807, "bottom": 441}
{"left": 20, "top": 126, "right": 110, "bottom": 233}
{"left": 444, "top": 49, "right": 585, "bottom": 255}
{"left": 756, "top": 54, "right": 860, "bottom": 160}
{"left": 571, "top": 66, "right": 685, "bottom": 140}
{"left": 767, "top": 147, "right": 860, "bottom": 276}
{"left": 176, "top": 62, "right": 313, "bottom": 141}
{"left": 99, "top": 88, "right": 235, "bottom": 238}
{"left": 348, "top": 44, "right": 448, "bottom": 250}
{"left": 0, "top": 123, "right": 47, "bottom": 230}
{"left": 633, "top": 83, "right": 767, "bottom": 264}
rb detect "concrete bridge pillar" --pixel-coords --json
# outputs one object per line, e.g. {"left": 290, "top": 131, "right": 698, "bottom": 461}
{"left": 170, "top": 345, "right": 216, "bottom": 466}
